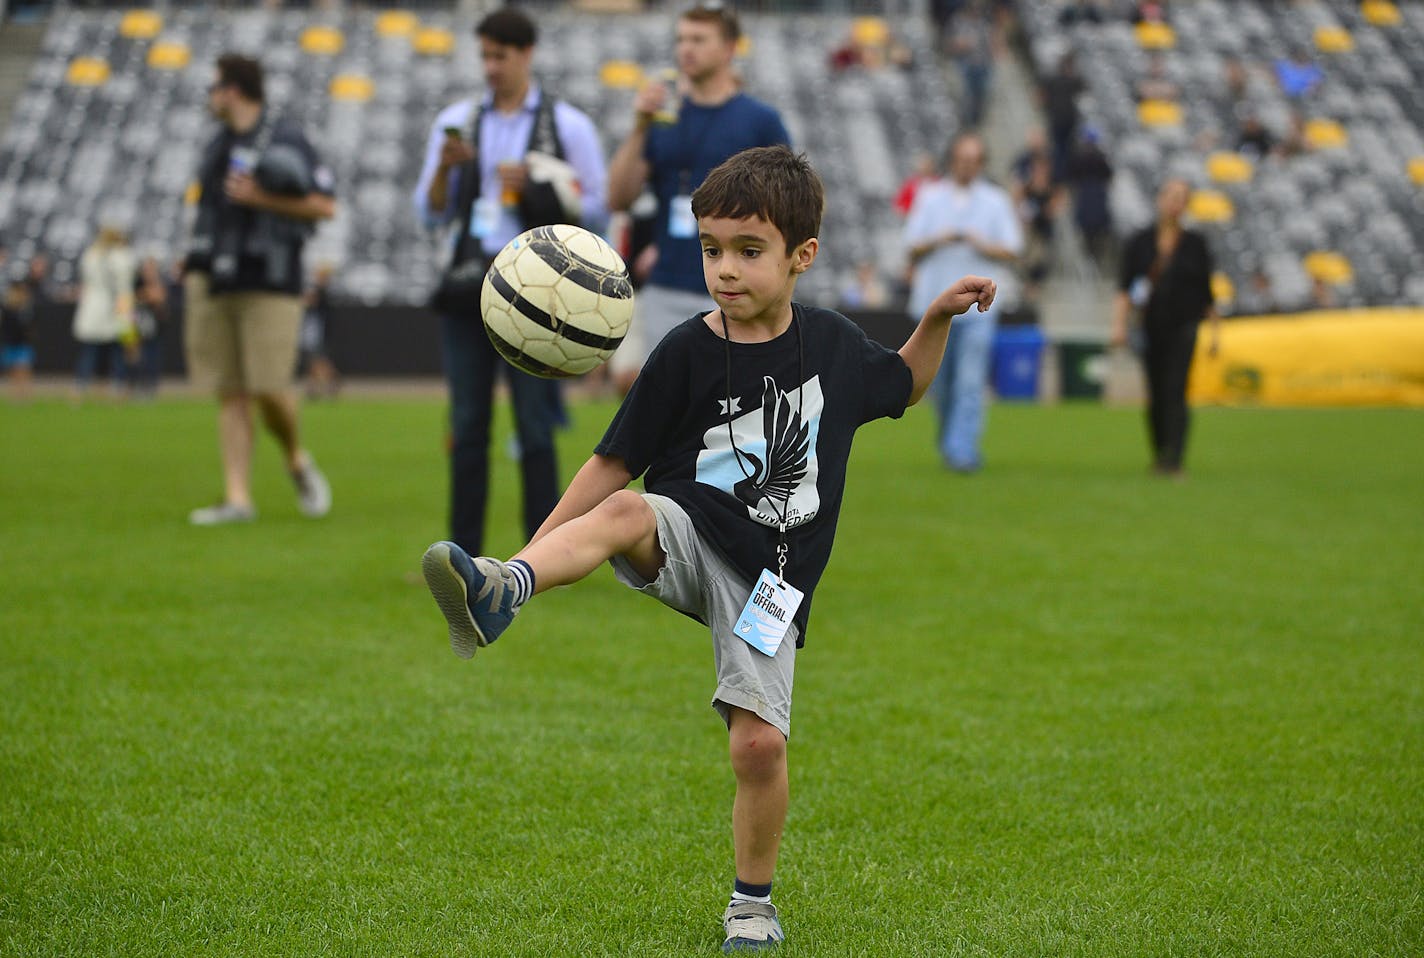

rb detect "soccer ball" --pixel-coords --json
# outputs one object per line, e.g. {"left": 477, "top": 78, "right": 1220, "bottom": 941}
{"left": 480, "top": 224, "right": 634, "bottom": 379}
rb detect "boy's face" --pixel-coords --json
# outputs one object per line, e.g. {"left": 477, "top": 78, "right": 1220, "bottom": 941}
{"left": 699, "top": 214, "right": 817, "bottom": 328}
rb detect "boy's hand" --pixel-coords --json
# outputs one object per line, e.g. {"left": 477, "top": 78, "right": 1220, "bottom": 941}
{"left": 927, "top": 275, "right": 996, "bottom": 322}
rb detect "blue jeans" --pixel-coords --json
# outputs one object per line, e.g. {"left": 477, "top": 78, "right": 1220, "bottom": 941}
{"left": 75, "top": 341, "right": 126, "bottom": 391}
{"left": 931, "top": 309, "right": 997, "bottom": 470}
{"left": 441, "top": 313, "right": 562, "bottom": 555}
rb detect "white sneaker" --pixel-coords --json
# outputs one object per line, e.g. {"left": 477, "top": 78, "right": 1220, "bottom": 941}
{"left": 292, "top": 456, "right": 332, "bottom": 518}
{"left": 189, "top": 502, "right": 257, "bottom": 526}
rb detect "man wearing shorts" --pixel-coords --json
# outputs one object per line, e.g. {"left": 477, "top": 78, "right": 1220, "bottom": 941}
{"left": 605, "top": 2, "right": 789, "bottom": 393}
{"left": 184, "top": 54, "right": 336, "bottom": 525}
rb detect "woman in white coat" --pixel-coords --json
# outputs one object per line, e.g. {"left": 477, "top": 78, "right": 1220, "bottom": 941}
{"left": 73, "top": 225, "right": 137, "bottom": 399}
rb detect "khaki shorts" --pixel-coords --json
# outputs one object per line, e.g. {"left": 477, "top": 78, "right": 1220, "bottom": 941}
{"left": 184, "top": 273, "right": 303, "bottom": 396}
{"left": 610, "top": 493, "right": 797, "bottom": 740}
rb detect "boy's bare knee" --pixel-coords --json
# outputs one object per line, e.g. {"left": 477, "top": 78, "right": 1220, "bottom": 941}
{"left": 729, "top": 714, "right": 787, "bottom": 782}
{"left": 600, "top": 489, "right": 656, "bottom": 537}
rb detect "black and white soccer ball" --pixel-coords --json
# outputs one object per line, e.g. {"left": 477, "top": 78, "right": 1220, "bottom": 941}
{"left": 480, "top": 225, "right": 634, "bottom": 379}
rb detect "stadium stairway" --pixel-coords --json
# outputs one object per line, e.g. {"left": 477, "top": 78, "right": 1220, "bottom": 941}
{"left": 0, "top": 22, "right": 45, "bottom": 140}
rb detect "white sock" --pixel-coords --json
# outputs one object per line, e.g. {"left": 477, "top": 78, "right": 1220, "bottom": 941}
{"left": 507, "top": 559, "right": 535, "bottom": 609}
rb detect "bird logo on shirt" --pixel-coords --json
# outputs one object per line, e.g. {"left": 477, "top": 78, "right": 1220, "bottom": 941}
{"left": 731, "top": 377, "right": 810, "bottom": 520}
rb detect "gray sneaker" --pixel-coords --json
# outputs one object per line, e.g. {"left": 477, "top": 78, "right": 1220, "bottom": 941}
{"left": 292, "top": 457, "right": 331, "bottom": 518}
{"left": 421, "top": 541, "right": 521, "bottom": 658}
{"left": 189, "top": 502, "right": 257, "bottom": 526}
{"left": 722, "top": 901, "right": 784, "bottom": 952}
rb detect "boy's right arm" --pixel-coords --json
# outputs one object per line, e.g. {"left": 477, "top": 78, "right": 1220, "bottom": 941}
{"left": 527, "top": 453, "right": 634, "bottom": 545}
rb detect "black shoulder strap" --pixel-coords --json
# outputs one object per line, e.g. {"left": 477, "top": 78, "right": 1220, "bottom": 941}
{"left": 449, "top": 100, "right": 487, "bottom": 265}
{"left": 526, "top": 91, "right": 564, "bottom": 160}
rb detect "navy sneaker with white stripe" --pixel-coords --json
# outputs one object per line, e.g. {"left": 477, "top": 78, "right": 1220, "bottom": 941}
{"left": 421, "top": 541, "right": 520, "bottom": 658}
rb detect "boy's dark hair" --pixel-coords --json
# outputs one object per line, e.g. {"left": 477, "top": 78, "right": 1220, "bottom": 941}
{"left": 680, "top": 2, "right": 741, "bottom": 44}
{"left": 477, "top": 8, "right": 538, "bottom": 49}
{"left": 691, "top": 146, "right": 824, "bottom": 252}
{"left": 215, "top": 53, "right": 264, "bottom": 103}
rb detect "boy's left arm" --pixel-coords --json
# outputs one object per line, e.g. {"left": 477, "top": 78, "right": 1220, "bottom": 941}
{"left": 898, "top": 276, "right": 997, "bottom": 406}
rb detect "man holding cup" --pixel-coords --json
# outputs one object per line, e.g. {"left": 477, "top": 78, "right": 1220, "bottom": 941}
{"left": 413, "top": 8, "right": 608, "bottom": 556}
{"left": 605, "top": 1, "right": 791, "bottom": 393}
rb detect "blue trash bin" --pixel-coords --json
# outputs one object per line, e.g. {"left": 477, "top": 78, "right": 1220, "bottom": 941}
{"left": 991, "top": 326, "right": 1046, "bottom": 400}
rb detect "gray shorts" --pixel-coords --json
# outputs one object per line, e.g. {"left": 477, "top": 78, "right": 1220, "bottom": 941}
{"left": 607, "top": 284, "right": 713, "bottom": 376}
{"left": 610, "top": 494, "right": 797, "bottom": 740}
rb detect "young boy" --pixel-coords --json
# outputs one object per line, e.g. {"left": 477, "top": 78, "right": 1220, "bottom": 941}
{"left": 422, "top": 145, "right": 995, "bottom": 952}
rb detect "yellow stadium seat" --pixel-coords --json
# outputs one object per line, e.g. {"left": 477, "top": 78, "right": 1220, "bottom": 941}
{"left": 1134, "top": 22, "right": 1176, "bottom": 50}
{"left": 301, "top": 26, "right": 345, "bottom": 56}
{"left": 147, "top": 42, "right": 190, "bottom": 70}
{"left": 1303, "top": 251, "right": 1353, "bottom": 285}
{"left": 330, "top": 74, "right": 374, "bottom": 102}
{"left": 1409, "top": 157, "right": 1424, "bottom": 186}
{"left": 1304, "top": 118, "right": 1348, "bottom": 149}
{"left": 184, "top": 182, "right": 202, "bottom": 206}
{"left": 66, "top": 57, "right": 111, "bottom": 87}
{"left": 412, "top": 27, "right": 455, "bottom": 56}
{"left": 1206, "top": 151, "right": 1253, "bottom": 184}
{"left": 1314, "top": 26, "right": 1354, "bottom": 53}
{"left": 1211, "top": 272, "right": 1235, "bottom": 307}
{"left": 1189, "top": 190, "right": 1234, "bottom": 223}
{"left": 1361, "top": 1, "right": 1401, "bottom": 27}
{"left": 119, "top": 10, "right": 162, "bottom": 39}
{"left": 851, "top": 17, "right": 889, "bottom": 47}
{"left": 598, "top": 61, "right": 644, "bottom": 89}
{"left": 736, "top": 35, "right": 753, "bottom": 58}
{"left": 375, "top": 10, "right": 418, "bottom": 37}
{"left": 1138, "top": 99, "right": 1183, "bottom": 127}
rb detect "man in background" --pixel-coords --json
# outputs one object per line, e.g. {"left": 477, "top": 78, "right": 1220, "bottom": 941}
{"left": 184, "top": 53, "right": 336, "bottom": 525}
{"left": 413, "top": 8, "right": 607, "bottom": 556}
{"left": 903, "top": 132, "right": 1022, "bottom": 473}
{"left": 604, "top": 2, "right": 789, "bottom": 392}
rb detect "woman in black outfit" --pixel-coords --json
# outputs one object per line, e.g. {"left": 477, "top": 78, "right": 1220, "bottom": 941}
{"left": 1110, "top": 178, "right": 1220, "bottom": 477}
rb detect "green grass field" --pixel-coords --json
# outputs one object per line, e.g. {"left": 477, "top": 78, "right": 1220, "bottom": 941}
{"left": 1, "top": 395, "right": 1421, "bottom": 957}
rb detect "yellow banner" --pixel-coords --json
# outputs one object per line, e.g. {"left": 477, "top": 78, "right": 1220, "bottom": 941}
{"left": 1189, "top": 309, "right": 1424, "bottom": 406}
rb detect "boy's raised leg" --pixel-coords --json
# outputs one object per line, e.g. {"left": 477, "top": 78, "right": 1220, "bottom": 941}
{"left": 423, "top": 489, "right": 663, "bottom": 658}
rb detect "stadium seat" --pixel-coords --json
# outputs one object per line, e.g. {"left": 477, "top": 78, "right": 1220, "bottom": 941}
{"left": 1303, "top": 250, "right": 1354, "bottom": 285}
{"left": 375, "top": 11, "right": 419, "bottom": 39}
{"left": 412, "top": 27, "right": 455, "bottom": 57}
{"left": 300, "top": 26, "right": 344, "bottom": 56}
{"left": 118, "top": 10, "right": 162, "bottom": 40}
{"left": 65, "top": 57, "right": 110, "bottom": 87}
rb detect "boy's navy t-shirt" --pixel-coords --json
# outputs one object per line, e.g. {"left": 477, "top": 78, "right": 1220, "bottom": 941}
{"left": 595, "top": 305, "right": 913, "bottom": 645}
{"left": 643, "top": 94, "right": 790, "bottom": 295}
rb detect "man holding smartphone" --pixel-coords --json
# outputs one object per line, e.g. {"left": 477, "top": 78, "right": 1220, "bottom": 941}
{"left": 412, "top": 8, "right": 607, "bottom": 557}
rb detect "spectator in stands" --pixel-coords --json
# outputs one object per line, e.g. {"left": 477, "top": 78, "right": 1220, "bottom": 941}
{"left": 949, "top": 0, "right": 999, "bottom": 127}
{"left": 1236, "top": 267, "right": 1279, "bottom": 316}
{"left": 131, "top": 255, "right": 168, "bottom": 399}
{"left": 894, "top": 152, "right": 939, "bottom": 218}
{"left": 1, "top": 278, "right": 36, "bottom": 403}
{"left": 184, "top": 53, "right": 336, "bottom": 525}
{"left": 1110, "top": 178, "right": 1220, "bottom": 478}
{"left": 1274, "top": 47, "right": 1324, "bottom": 100}
{"left": 606, "top": 3, "right": 789, "bottom": 395}
{"left": 1131, "top": 0, "right": 1169, "bottom": 24}
{"left": 300, "top": 262, "right": 340, "bottom": 400}
{"left": 1221, "top": 55, "right": 1249, "bottom": 105}
{"left": 1012, "top": 147, "right": 1064, "bottom": 297}
{"left": 1058, "top": 0, "right": 1107, "bottom": 26}
{"left": 903, "top": 132, "right": 1022, "bottom": 473}
{"left": 1236, "top": 113, "right": 1274, "bottom": 161}
{"left": 1277, "top": 109, "right": 1308, "bottom": 159}
{"left": 1309, "top": 276, "right": 1337, "bottom": 310}
{"left": 1040, "top": 52, "right": 1085, "bottom": 178}
{"left": 838, "top": 261, "right": 890, "bottom": 310}
{"left": 414, "top": 8, "right": 608, "bottom": 556}
{"left": 1066, "top": 126, "right": 1114, "bottom": 262}
{"left": 72, "top": 225, "right": 136, "bottom": 402}
{"left": 1135, "top": 53, "right": 1180, "bottom": 103}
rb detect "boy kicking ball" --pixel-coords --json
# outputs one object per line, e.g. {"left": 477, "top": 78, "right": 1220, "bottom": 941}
{"left": 423, "top": 145, "right": 995, "bottom": 952}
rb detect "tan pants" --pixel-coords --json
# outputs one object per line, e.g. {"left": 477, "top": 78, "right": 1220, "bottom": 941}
{"left": 184, "top": 273, "right": 302, "bottom": 396}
